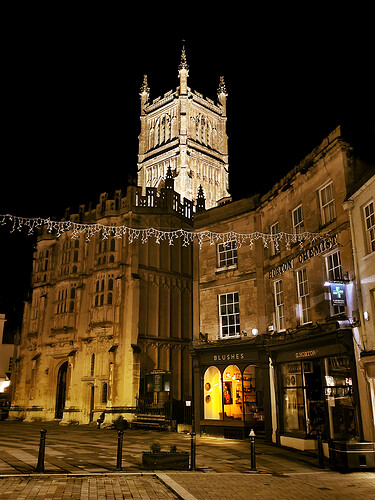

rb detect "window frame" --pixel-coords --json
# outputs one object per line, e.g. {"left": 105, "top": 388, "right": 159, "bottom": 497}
{"left": 325, "top": 250, "right": 346, "bottom": 315}
{"left": 296, "top": 267, "right": 311, "bottom": 325}
{"left": 218, "top": 292, "right": 240, "bottom": 339}
{"left": 291, "top": 204, "right": 304, "bottom": 235}
{"left": 364, "top": 200, "right": 375, "bottom": 254}
{"left": 319, "top": 181, "right": 336, "bottom": 226}
{"left": 274, "top": 279, "right": 286, "bottom": 332}
{"left": 217, "top": 240, "right": 238, "bottom": 269}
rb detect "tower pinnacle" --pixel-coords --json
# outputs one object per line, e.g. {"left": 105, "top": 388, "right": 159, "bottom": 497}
{"left": 139, "top": 75, "right": 150, "bottom": 115}
{"left": 178, "top": 44, "right": 189, "bottom": 95}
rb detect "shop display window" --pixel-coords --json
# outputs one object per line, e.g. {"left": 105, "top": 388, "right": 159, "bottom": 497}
{"left": 324, "top": 356, "right": 359, "bottom": 440}
{"left": 203, "top": 364, "right": 264, "bottom": 424}
{"left": 222, "top": 365, "right": 243, "bottom": 420}
{"left": 281, "top": 356, "right": 359, "bottom": 439}
{"left": 204, "top": 366, "right": 222, "bottom": 419}
{"left": 281, "top": 360, "right": 325, "bottom": 434}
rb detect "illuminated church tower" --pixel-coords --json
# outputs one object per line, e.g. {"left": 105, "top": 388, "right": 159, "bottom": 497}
{"left": 137, "top": 47, "right": 230, "bottom": 209}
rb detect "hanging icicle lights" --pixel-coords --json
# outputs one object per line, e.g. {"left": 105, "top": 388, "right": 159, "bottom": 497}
{"left": 0, "top": 213, "right": 327, "bottom": 250}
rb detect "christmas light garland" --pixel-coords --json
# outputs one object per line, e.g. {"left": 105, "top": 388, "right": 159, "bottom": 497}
{"left": 0, "top": 213, "right": 327, "bottom": 249}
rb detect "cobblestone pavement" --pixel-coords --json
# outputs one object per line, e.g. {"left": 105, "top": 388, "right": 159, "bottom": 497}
{"left": 0, "top": 421, "right": 374, "bottom": 499}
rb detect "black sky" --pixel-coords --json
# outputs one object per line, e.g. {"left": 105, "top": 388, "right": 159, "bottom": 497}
{"left": 1, "top": 8, "right": 374, "bottom": 335}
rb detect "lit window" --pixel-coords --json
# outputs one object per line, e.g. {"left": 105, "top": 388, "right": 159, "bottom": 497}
{"left": 204, "top": 366, "right": 222, "bottom": 419}
{"left": 274, "top": 279, "right": 285, "bottom": 331}
{"left": 364, "top": 201, "right": 375, "bottom": 253}
{"left": 217, "top": 240, "right": 237, "bottom": 268}
{"left": 296, "top": 268, "right": 311, "bottom": 324}
{"left": 319, "top": 181, "right": 336, "bottom": 225}
{"left": 219, "top": 292, "right": 240, "bottom": 338}
{"left": 291, "top": 204, "right": 304, "bottom": 234}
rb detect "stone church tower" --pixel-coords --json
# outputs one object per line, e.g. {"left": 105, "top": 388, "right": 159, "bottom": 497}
{"left": 137, "top": 47, "right": 231, "bottom": 209}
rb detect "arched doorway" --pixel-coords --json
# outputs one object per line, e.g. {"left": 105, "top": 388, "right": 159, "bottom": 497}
{"left": 55, "top": 361, "right": 68, "bottom": 419}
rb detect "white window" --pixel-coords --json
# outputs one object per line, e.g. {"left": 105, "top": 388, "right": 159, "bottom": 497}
{"left": 270, "top": 221, "right": 280, "bottom": 255}
{"left": 292, "top": 204, "right": 304, "bottom": 234}
{"left": 326, "top": 251, "right": 345, "bottom": 315}
{"left": 219, "top": 292, "right": 240, "bottom": 338}
{"left": 319, "top": 181, "right": 336, "bottom": 225}
{"left": 296, "top": 268, "right": 311, "bottom": 324}
{"left": 217, "top": 240, "right": 238, "bottom": 268}
{"left": 274, "top": 279, "right": 285, "bottom": 331}
{"left": 326, "top": 250, "right": 342, "bottom": 281}
{"left": 364, "top": 201, "right": 375, "bottom": 253}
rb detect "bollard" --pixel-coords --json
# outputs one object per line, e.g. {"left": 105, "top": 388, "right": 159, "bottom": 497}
{"left": 317, "top": 431, "right": 325, "bottom": 469}
{"left": 116, "top": 430, "right": 124, "bottom": 471}
{"left": 249, "top": 429, "right": 256, "bottom": 471}
{"left": 190, "top": 430, "right": 196, "bottom": 470}
{"left": 35, "top": 429, "right": 47, "bottom": 472}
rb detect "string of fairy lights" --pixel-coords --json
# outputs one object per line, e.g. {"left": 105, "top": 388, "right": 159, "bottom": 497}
{"left": 0, "top": 213, "right": 328, "bottom": 250}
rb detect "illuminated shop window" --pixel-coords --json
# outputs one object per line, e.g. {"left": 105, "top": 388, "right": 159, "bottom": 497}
{"left": 204, "top": 366, "right": 222, "bottom": 419}
{"left": 243, "top": 365, "right": 264, "bottom": 424}
{"left": 324, "top": 356, "right": 359, "bottom": 440}
{"left": 281, "top": 357, "right": 359, "bottom": 439}
{"left": 222, "top": 365, "right": 243, "bottom": 420}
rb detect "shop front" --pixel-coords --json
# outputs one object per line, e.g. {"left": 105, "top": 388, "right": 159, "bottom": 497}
{"left": 269, "top": 328, "right": 363, "bottom": 453}
{"left": 190, "top": 338, "right": 272, "bottom": 440}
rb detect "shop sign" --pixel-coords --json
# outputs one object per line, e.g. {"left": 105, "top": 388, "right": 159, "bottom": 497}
{"left": 213, "top": 353, "right": 245, "bottom": 362}
{"left": 269, "top": 234, "right": 338, "bottom": 279}
{"left": 295, "top": 349, "right": 319, "bottom": 359}
{"left": 330, "top": 283, "right": 346, "bottom": 306}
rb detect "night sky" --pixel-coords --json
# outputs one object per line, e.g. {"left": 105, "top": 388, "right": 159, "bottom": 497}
{"left": 1, "top": 8, "right": 374, "bottom": 336}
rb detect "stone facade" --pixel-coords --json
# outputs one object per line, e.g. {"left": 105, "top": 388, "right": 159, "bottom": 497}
{"left": 344, "top": 173, "right": 375, "bottom": 441}
{"left": 137, "top": 47, "right": 230, "bottom": 209}
{"left": 191, "top": 126, "right": 374, "bottom": 449}
{"left": 10, "top": 184, "right": 195, "bottom": 425}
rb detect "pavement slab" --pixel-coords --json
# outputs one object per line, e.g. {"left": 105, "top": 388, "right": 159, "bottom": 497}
{"left": 0, "top": 421, "right": 374, "bottom": 498}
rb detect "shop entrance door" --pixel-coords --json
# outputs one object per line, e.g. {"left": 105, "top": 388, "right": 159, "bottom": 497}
{"left": 55, "top": 361, "right": 68, "bottom": 419}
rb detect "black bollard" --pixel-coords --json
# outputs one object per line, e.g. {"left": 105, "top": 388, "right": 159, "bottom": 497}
{"left": 35, "top": 429, "right": 47, "bottom": 472}
{"left": 116, "top": 430, "right": 124, "bottom": 471}
{"left": 249, "top": 429, "right": 256, "bottom": 471}
{"left": 190, "top": 430, "right": 196, "bottom": 470}
{"left": 317, "top": 431, "right": 325, "bottom": 469}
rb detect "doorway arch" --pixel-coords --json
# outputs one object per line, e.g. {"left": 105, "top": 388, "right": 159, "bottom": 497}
{"left": 55, "top": 361, "right": 68, "bottom": 419}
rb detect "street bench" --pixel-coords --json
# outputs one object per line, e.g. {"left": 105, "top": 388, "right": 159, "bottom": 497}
{"left": 131, "top": 414, "right": 169, "bottom": 430}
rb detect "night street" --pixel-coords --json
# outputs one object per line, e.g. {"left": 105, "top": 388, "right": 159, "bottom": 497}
{"left": 0, "top": 421, "right": 374, "bottom": 498}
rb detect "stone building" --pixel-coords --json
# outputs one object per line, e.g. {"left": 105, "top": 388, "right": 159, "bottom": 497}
{"left": 10, "top": 179, "right": 196, "bottom": 425}
{"left": 344, "top": 173, "right": 375, "bottom": 441}
{"left": 137, "top": 47, "right": 230, "bottom": 209}
{"left": 191, "top": 126, "right": 374, "bottom": 454}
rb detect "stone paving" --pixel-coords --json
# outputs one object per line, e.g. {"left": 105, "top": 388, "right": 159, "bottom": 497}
{"left": 0, "top": 421, "right": 374, "bottom": 499}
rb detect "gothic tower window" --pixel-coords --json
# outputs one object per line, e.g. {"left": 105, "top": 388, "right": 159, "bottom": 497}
{"left": 90, "top": 354, "right": 95, "bottom": 377}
